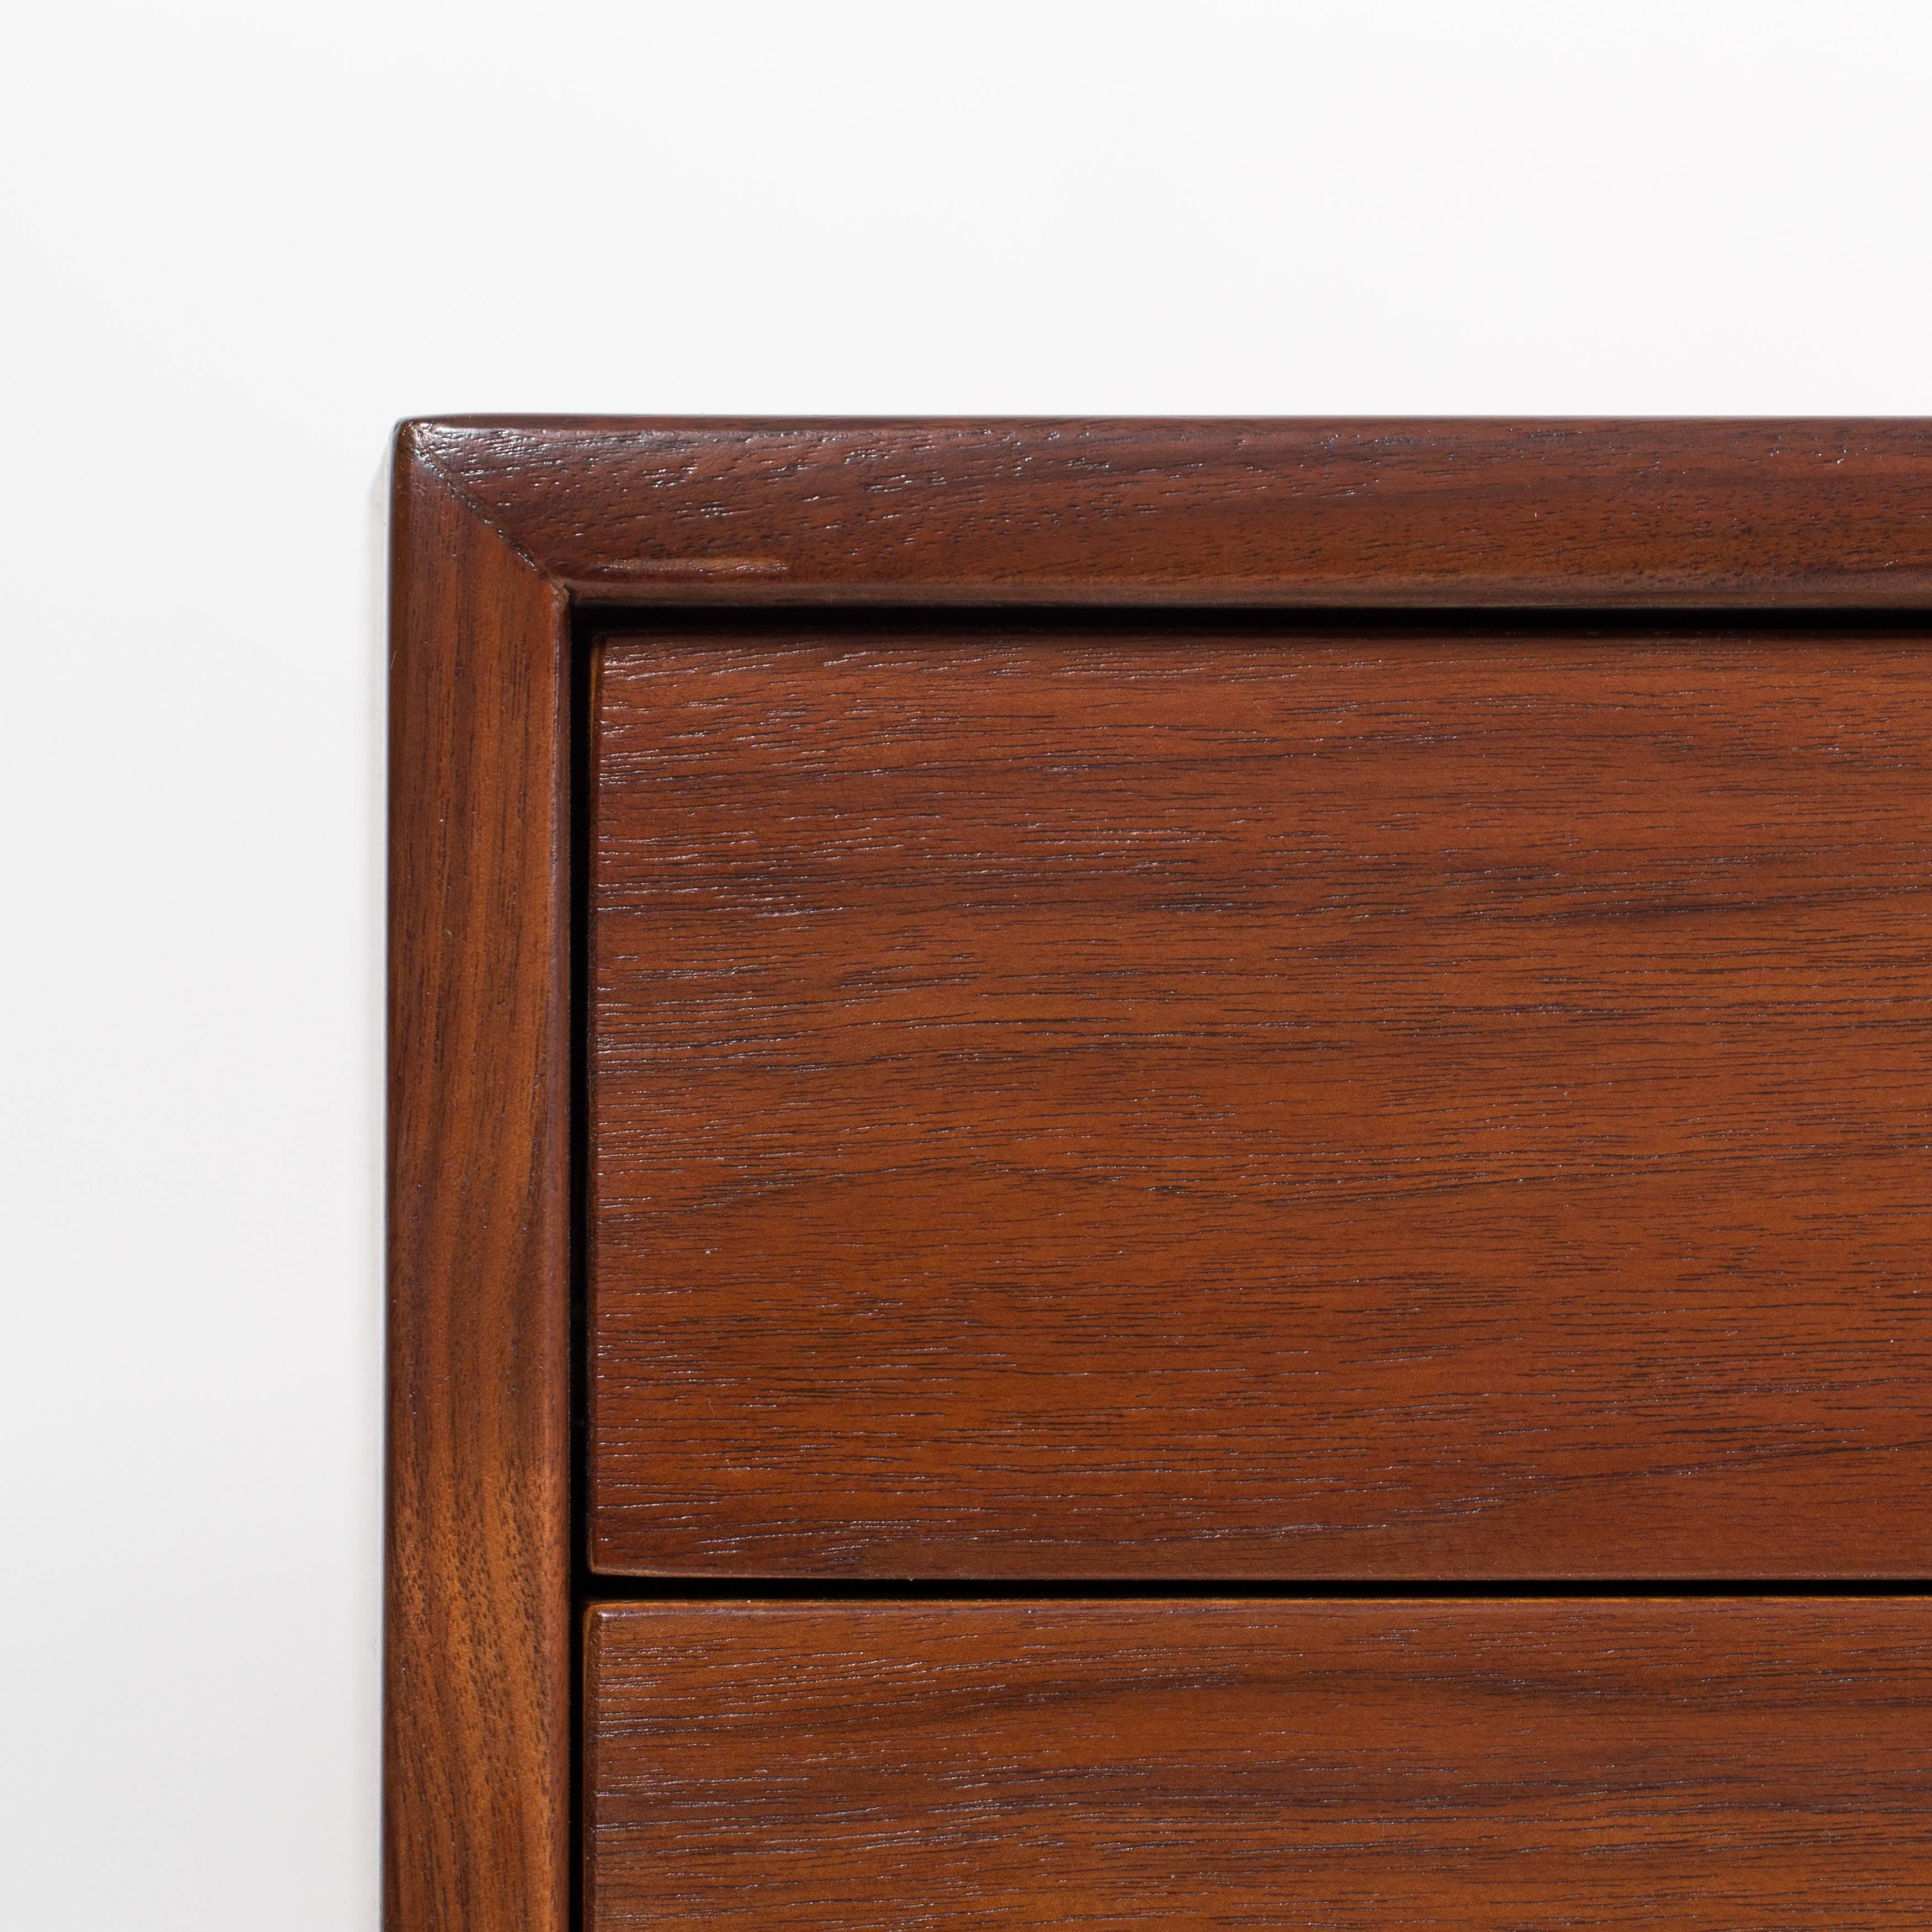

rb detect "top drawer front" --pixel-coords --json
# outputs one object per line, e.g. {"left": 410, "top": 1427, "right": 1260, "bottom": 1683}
{"left": 588, "top": 622, "right": 1932, "bottom": 1577}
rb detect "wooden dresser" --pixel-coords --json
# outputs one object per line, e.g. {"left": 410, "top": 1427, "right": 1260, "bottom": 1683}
{"left": 388, "top": 419, "right": 1932, "bottom": 1930}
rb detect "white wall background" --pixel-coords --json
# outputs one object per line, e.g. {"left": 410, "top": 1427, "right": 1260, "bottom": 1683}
{"left": 2, "top": 3, "right": 1927, "bottom": 1924}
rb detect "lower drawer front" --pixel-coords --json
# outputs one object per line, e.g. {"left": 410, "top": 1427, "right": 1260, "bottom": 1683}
{"left": 586, "top": 1600, "right": 1931, "bottom": 1930}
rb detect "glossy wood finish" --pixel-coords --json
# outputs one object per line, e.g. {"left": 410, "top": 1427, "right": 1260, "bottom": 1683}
{"left": 412, "top": 417, "right": 1932, "bottom": 607}
{"left": 387, "top": 441, "right": 572, "bottom": 1932}
{"left": 590, "top": 623, "right": 1932, "bottom": 1580}
{"left": 392, "top": 420, "right": 1932, "bottom": 1931}
{"left": 586, "top": 1598, "right": 1932, "bottom": 1930}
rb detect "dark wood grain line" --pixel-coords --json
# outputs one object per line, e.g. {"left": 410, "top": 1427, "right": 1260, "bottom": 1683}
{"left": 410, "top": 418, "right": 1932, "bottom": 607}
{"left": 386, "top": 433, "right": 572, "bottom": 1932}
{"left": 587, "top": 1597, "right": 1932, "bottom": 1931}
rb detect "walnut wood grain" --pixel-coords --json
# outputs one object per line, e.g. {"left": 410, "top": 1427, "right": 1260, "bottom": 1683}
{"left": 586, "top": 1598, "right": 1932, "bottom": 1930}
{"left": 386, "top": 437, "right": 572, "bottom": 1932}
{"left": 589, "top": 622, "right": 1932, "bottom": 1579}
{"left": 392, "top": 421, "right": 1932, "bottom": 1929}
{"left": 410, "top": 417, "right": 1932, "bottom": 607}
